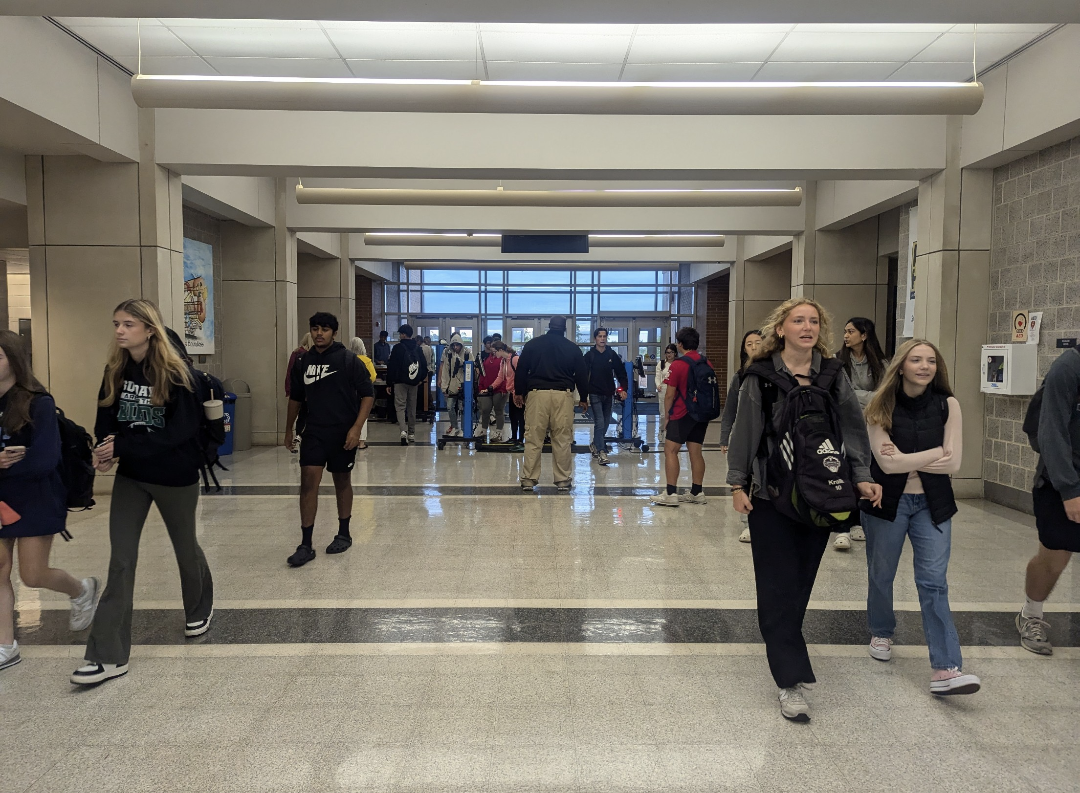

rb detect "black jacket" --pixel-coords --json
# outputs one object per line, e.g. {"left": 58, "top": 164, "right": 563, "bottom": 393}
{"left": 582, "top": 346, "right": 628, "bottom": 397}
{"left": 862, "top": 387, "right": 957, "bottom": 526}
{"left": 386, "top": 338, "right": 429, "bottom": 387}
{"left": 373, "top": 340, "right": 391, "bottom": 364}
{"left": 290, "top": 342, "right": 374, "bottom": 429}
{"left": 515, "top": 329, "right": 589, "bottom": 396}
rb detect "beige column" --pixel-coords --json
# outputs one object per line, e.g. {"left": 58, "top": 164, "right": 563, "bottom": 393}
{"left": 913, "top": 116, "right": 992, "bottom": 498}
{"left": 726, "top": 236, "right": 792, "bottom": 377}
{"left": 297, "top": 233, "right": 355, "bottom": 342}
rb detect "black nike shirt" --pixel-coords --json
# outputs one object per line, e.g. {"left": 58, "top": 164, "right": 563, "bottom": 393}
{"left": 290, "top": 342, "right": 375, "bottom": 430}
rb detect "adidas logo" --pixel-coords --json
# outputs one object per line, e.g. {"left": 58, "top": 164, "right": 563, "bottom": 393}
{"left": 816, "top": 440, "right": 839, "bottom": 455}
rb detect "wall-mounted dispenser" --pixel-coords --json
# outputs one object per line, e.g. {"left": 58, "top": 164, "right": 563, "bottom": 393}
{"left": 980, "top": 344, "right": 1038, "bottom": 396}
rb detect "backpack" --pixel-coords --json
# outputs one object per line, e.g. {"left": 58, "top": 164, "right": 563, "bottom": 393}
{"left": 747, "top": 357, "right": 858, "bottom": 531}
{"left": 404, "top": 344, "right": 427, "bottom": 387}
{"left": 1022, "top": 347, "right": 1080, "bottom": 453}
{"left": 55, "top": 406, "right": 96, "bottom": 512}
{"left": 189, "top": 367, "right": 229, "bottom": 492}
{"left": 675, "top": 354, "right": 722, "bottom": 423}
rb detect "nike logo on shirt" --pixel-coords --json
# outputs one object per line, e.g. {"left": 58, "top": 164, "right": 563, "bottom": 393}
{"left": 303, "top": 364, "right": 337, "bottom": 385}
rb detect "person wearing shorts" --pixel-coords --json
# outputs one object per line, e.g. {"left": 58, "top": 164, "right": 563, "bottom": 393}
{"left": 1017, "top": 347, "right": 1080, "bottom": 655}
{"left": 285, "top": 312, "right": 374, "bottom": 568}
{"left": 651, "top": 327, "right": 710, "bottom": 508}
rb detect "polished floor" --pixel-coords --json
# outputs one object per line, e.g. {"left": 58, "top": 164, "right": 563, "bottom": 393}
{"left": 4, "top": 416, "right": 1080, "bottom": 792}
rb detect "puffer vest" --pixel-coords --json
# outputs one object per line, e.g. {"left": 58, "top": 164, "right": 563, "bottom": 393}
{"left": 863, "top": 387, "right": 957, "bottom": 526}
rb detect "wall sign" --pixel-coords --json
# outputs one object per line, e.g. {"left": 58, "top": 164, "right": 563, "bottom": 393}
{"left": 1027, "top": 312, "right": 1042, "bottom": 345}
{"left": 183, "top": 238, "right": 215, "bottom": 355}
{"left": 1012, "top": 310, "right": 1029, "bottom": 343}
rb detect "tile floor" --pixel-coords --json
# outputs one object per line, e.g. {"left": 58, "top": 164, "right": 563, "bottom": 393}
{"left": 3, "top": 417, "right": 1080, "bottom": 792}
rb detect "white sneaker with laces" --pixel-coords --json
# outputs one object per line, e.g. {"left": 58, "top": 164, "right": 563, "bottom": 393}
{"left": 1017, "top": 611, "right": 1053, "bottom": 655}
{"left": 834, "top": 533, "right": 851, "bottom": 550}
{"left": 778, "top": 687, "right": 811, "bottom": 722}
{"left": 678, "top": 491, "right": 707, "bottom": 505}
{"left": 651, "top": 492, "right": 680, "bottom": 508}
{"left": 738, "top": 527, "right": 751, "bottom": 543}
{"left": 185, "top": 608, "right": 214, "bottom": 638}
{"left": 0, "top": 641, "right": 20, "bottom": 671}
{"left": 407, "top": 433, "right": 416, "bottom": 443}
{"left": 930, "top": 668, "right": 981, "bottom": 696}
{"left": 69, "top": 576, "right": 101, "bottom": 631}
{"left": 850, "top": 525, "right": 866, "bottom": 541}
{"left": 869, "top": 636, "right": 893, "bottom": 661}
{"left": 70, "top": 661, "right": 129, "bottom": 685}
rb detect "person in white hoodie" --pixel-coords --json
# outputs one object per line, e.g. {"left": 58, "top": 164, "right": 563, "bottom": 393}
{"left": 439, "top": 333, "right": 472, "bottom": 437}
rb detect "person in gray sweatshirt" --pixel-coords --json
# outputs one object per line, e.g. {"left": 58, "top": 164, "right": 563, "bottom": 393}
{"left": 1017, "top": 346, "right": 1080, "bottom": 656}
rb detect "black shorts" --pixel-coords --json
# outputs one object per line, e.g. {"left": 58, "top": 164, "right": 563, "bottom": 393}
{"left": 1033, "top": 484, "right": 1080, "bottom": 552}
{"left": 299, "top": 426, "right": 357, "bottom": 473}
{"left": 666, "top": 415, "right": 708, "bottom": 446}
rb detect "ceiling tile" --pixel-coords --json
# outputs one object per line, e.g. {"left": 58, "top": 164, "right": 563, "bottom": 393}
{"left": 478, "top": 23, "right": 635, "bottom": 35}
{"left": 754, "top": 61, "right": 904, "bottom": 81}
{"left": 486, "top": 61, "right": 623, "bottom": 81}
{"left": 913, "top": 32, "right": 1042, "bottom": 64}
{"left": 794, "top": 23, "right": 951, "bottom": 33}
{"left": 620, "top": 62, "right": 762, "bottom": 82}
{"left": 636, "top": 24, "right": 793, "bottom": 35}
{"left": 203, "top": 57, "right": 353, "bottom": 78}
{"left": 950, "top": 24, "right": 1055, "bottom": 34}
{"left": 319, "top": 21, "right": 476, "bottom": 32}
{"left": 628, "top": 33, "right": 787, "bottom": 64}
{"left": 161, "top": 18, "right": 325, "bottom": 29}
{"left": 480, "top": 31, "right": 632, "bottom": 63}
{"left": 167, "top": 25, "right": 338, "bottom": 58}
{"left": 139, "top": 56, "right": 219, "bottom": 76}
{"left": 55, "top": 17, "right": 162, "bottom": 27}
{"left": 771, "top": 31, "right": 943, "bottom": 62}
{"left": 325, "top": 28, "right": 479, "bottom": 61}
{"left": 346, "top": 59, "right": 482, "bottom": 80}
{"left": 64, "top": 24, "right": 194, "bottom": 58}
{"left": 887, "top": 62, "right": 980, "bottom": 82}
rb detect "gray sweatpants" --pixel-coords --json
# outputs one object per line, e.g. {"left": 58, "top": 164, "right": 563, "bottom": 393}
{"left": 85, "top": 475, "right": 213, "bottom": 665}
{"left": 394, "top": 383, "right": 418, "bottom": 434}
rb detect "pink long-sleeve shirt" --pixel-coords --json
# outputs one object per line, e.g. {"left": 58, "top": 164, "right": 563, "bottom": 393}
{"left": 867, "top": 396, "right": 962, "bottom": 494}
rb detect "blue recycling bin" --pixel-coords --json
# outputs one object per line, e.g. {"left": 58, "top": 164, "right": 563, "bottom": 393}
{"left": 220, "top": 393, "right": 237, "bottom": 456}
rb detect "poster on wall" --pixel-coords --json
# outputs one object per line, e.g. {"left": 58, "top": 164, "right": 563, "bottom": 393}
{"left": 903, "top": 207, "right": 918, "bottom": 338}
{"left": 182, "top": 237, "right": 215, "bottom": 355}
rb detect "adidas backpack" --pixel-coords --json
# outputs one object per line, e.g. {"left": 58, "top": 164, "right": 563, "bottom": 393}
{"left": 677, "top": 354, "right": 722, "bottom": 423}
{"left": 747, "top": 357, "right": 858, "bottom": 530}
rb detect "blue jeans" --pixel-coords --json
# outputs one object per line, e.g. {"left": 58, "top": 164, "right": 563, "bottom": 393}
{"left": 863, "top": 493, "right": 962, "bottom": 670}
{"left": 589, "top": 394, "right": 613, "bottom": 448}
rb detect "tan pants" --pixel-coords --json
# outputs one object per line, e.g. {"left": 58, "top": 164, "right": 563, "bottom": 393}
{"left": 522, "top": 389, "right": 575, "bottom": 484}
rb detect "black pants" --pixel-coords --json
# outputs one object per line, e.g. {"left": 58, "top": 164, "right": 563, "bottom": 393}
{"left": 748, "top": 497, "right": 831, "bottom": 689}
{"left": 509, "top": 401, "right": 526, "bottom": 442}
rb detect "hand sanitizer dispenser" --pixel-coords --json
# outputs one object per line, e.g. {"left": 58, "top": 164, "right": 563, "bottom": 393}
{"left": 981, "top": 344, "right": 1037, "bottom": 395}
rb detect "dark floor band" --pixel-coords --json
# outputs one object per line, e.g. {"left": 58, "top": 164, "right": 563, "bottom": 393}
{"left": 203, "top": 484, "right": 734, "bottom": 496}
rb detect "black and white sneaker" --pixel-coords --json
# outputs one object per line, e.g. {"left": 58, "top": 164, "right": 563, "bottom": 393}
{"left": 185, "top": 608, "right": 214, "bottom": 638}
{"left": 287, "top": 545, "right": 317, "bottom": 567}
{"left": 400, "top": 431, "right": 408, "bottom": 446}
{"left": 0, "top": 641, "right": 21, "bottom": 671}
{"left": 70, "top": 661, "right": 128, "bottom": 686}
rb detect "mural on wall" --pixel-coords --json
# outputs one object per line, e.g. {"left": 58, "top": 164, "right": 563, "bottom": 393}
{"left": 183, "top": 237, "right": 215, "bottom": 354}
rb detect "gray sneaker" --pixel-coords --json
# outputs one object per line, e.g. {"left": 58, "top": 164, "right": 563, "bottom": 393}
{"left": 678, "top": 491, "right": 707, "bottom": 505}
{"left": 597, "top": 450, "right": 610, "bottom": 466}
{"left": 69, "top": 576, "right": 101, "bottom": 631}
{"left": 1016, "top": 611, "right": 1053, "bottom": 655}
{"left": 651, "top": 493, "right": 680, "bottom": 508}
{"left": 555, "top": 479, "right": 572, "bottom": 493}
{"left": 520, "top": 479, "right": 537, "bottom": 492}
{"left": 778, "top": 687, "right": 810, "bottom": 722}
{"left": 589, "top": 443, "right": 598, "bottom": 458}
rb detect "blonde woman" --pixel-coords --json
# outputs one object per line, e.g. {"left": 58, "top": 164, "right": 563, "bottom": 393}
{"left": 349, "top": 337, "right": 377, "bottom": 449}
{"left": 71, "top": 299, "right": 214, "bottom": 686}
{"left": 862, "top": 340, "right": 979, "bottom": 695}
{"left": 726, "top": 297, "right": 880, "bottom": 722}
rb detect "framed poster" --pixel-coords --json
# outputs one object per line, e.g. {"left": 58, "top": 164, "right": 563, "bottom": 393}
{"left": 183, "top": 238, "right": 215, "bottom": 355}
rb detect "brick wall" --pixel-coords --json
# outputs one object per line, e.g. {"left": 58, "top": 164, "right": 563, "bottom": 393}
{"left": 706, "top": 273, "right": 730, "bottom": 401}
{"left": 984, "top": 135, "right": 1080, "bottom": 509}
{"left": 181, "top": 207, "right": 224, "bottom": 378}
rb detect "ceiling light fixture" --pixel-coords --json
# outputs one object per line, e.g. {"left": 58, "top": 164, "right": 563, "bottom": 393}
{"left": 362, "top": 233, "right": 725, "bottom": 248}
{"left": 296, "top": 185, "right": 802, "bottom": 207}
{"left": 131, "top": 74, "right": 983, "bottom": 115}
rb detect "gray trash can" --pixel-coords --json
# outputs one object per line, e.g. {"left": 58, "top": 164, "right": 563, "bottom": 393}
{"left": 222, "top": 378, "right": 252, "bottom": 452}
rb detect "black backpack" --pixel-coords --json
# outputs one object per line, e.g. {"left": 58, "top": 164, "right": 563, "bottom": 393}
{"left": 1022, "top": 347, "right": 1080, "bottom": 453}
{"left": 676, "top": 354, "right": 722, "bottom": 423}
{"left": 55, "top": 406, "right": 96, "bottom": 512}
{"left": 190, "top": 367, "right": 229, "bottom": 492}
{"left": 747, "top": 357, "right": 859, "bottom": 531}
{"left": 405, "top": 344, "right": 428, "bottom": 387}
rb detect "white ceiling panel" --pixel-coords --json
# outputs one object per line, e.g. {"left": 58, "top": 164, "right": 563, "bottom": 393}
{"left": 636, "top": 24, "right": 794, "bottom": 35}
{"left": 486, "top": 61, "right": 623, "bottom": 81}
{"left": 55, "top": 17, "right": 163, "bottom": 27}
{"left": 139, "top": 56, "right": 219, "bottom": 75}
{"left": 346, "top": 59, "right": 482, "bottom": 80}
{"left": 167, "top": 25, "right": 338, "bottom": 58}
{"left": 478, "top": 23, "right": 636, "bottom": 35}
{"left": 480, "top": 31, "right": 632, "bottom": 63}
{"left": 950, "top": 24, "right": 1056, "bottom": 33}
{"left": 914, "top": 32, "right": 1039, "bottom": 63}
{"left": 161, "top": 18, "right": 326, "bottom": 29}
{"left": 204, "top": 57, "right": 354, "bottom": 78}
{"left": 325, "top": 28, "right": 479, "bottom": 61}
{"left": 771, "top": 31, "right": 943, "bottom": 62}
{"left": 754, "top": 61, "right": 904, "bottom": 81}
{"left": 64, "top": 24, "right": 194, "bottom": 57}
{"left": 620, "top": 62, "right": 762, "bottom": 81}
{"left": 628, "top": 33, "right": 788, "bottom": 63}
{"left": 794, "top": 23, "right": 952, "bottom": 33}
{"left": 887, "top": 62, "right": 981, "bottom": 82}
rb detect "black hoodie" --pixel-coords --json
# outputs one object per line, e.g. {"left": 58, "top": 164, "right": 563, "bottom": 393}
{"left": 290, "top": 341, "right": 374, "bottom": 430}
{"left": 387, "top": 337, "right": 429, "bottom": 387}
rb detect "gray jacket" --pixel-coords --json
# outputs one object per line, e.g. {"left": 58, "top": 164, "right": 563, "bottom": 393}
{"left": 719, "top": 373, "right": 741, "bottom": 446}
{"left": 725, "top": 351, "right": 873, "bottom": 498}
{"left": 1036, "top": 348, "right": 1080, "bottom": 500}
{"left": 847, "top": 355, "right": 888, "bottom": 409}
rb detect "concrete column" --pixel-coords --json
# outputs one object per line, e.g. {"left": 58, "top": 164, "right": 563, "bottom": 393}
{"left": 25, "top": 128, "right": 183, "bottom": 432}
{"left": 297, "top": 232, "right": 355, "bottom": 342}
{"left": 913, "top": 116, "right": 993, "bottom": 498}
{"left": 727, "top": 236, "right": 791, "bottom": 377}
{"left": 790, "top": 181, "right": 818, "bottom": 300}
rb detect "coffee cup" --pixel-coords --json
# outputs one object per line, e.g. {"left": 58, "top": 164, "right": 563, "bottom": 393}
{"left": 203, "top": 399, "right": 224, "bottom": 421}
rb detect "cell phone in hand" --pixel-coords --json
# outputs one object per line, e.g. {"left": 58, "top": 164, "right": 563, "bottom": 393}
{"left": 3, "top": 446, "right": 26, "bottom": 453}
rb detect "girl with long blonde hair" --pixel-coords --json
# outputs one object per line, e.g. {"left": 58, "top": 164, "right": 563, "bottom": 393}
{"left": 72, "top": 299, "right": 214, "bottom": 687}
{"left": 860, "top": 339, "right": 979, "bottom": 695}
{"left": 725, "top": 297, "right": 881, "bottom": 722}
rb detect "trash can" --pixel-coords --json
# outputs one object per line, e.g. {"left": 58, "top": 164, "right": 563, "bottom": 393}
{"left": 222, "top": 378, "right": 252, "bottom": 452}
{"left": 220, "top": 393, "right": 237, "bottom": 456}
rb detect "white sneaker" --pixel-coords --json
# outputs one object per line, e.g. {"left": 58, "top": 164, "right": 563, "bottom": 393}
{"left": 930, "top": 668, "right": 981, "bottom": 696}
{"left": 778, "top": 687, "right": 811, "bottom": 722}
{"left": 834, "top": 533, "right": 851, "bottom": 551}
{"left": 738, "top": 527, "right": 751, "bottom": 543}
{"left": 407, "top": 433, "right": 416, "bottom": 443}
{"left": 597, "top": 450, "right": 610, "bottom": 466}
{"left": 502, "top": 428, "right": 513, "bottom": 442}
{"left": 0, "top": 641, "right": 20, "bottom": 671}
{"left": 678, "top": 491, "right": 707, "bottom": 505}
{"left": 850, "top": 525, "right": 866, "bottom": 541}
{"left": 651, "top": 493, "right": 680, "bottom": 508}
{"left": 184, "top": 608, "right": 214, "bottom": 638}
{"left": 399, "top": 431, "right": 408, "bottom": 446}
{"left": 70, "top": 661, "right": 129, "bottom": 686}
{"left": 69, "top": 576, "right": 101, "bottom": 631}
{"left": 869, "top": 636, "right": 893, "bottom": 661}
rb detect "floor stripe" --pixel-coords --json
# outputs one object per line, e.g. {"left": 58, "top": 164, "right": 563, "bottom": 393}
{"left": 201, "top": 484, "right": 732, "bottom": 497}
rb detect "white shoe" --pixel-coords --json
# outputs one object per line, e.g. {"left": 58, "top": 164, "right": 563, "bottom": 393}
{"left": 184, "top": 608, "right": 214, "bottom": 638}
{"left": 869, "top": 636, "right": 893, "bottom": 661}
{"left": 400, "top": 431, "right": 408, "bottom": 446}
{"left": 71, "top": 661, "right": 129, "bottom": 686}
{"left": 651, "top": 493, "right": 680, "bottom": 508}
{"left": 738, "top": 527, "right": 751, "bottom": 543}
{"left": 0, "top": 641, "right": 20, "bottom": 671}
{"left": 69, "top": 576, "right": 100, "bottom": 631}
{"left": 597, "top": 450, "right": 610, "bottom": 466}
{"left": 778, "top": 687, "right": 811, "bottom": 722}
{"left": 502, "top": 428, "right": 513, "bottom": 442}
{"left": 930, "top": 668, "right": 981, "bottom": 696}
{"left": 407, "top": 433, "right": 416, "bottom": 443}
{"left": 850, "top": 525, "right": 866, "bottom": 541}
{"left": 678, "top": 491, "right": 707, "bottom": 505}
{"left": 834, "top": 533, "right": 851, "bottom": 551}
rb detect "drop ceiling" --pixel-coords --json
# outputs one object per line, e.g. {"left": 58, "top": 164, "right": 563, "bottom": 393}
{"left": 55, "top": 19, "right": 1056, "bottom": 83}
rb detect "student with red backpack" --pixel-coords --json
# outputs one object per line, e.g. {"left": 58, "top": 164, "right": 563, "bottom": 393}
{"left": 651, "top": 327, "right": 720, "bottom": 508}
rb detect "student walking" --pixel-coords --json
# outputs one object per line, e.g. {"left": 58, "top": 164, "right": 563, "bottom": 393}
{"left": 439, "top": 334, "right": 471, "bottom": 437}
{"left": 0, "top": 332, "right": 99, "bottom": 672}
{"left": 583, "top": 328, "right": 628, "bottom": 465}
{"left": 726, "top": 298, "right": 880, "bottom": 722}
{"left": 1016, "top": 346, "right": 1080, "bottom": 656}
{"left": 720, "top": 330, "right": 763, "bottom": 542}
{"left": 861, "top": 340, "right": 979, "bottom": 695}
{"left": 491, "top": 341, "right": 521, "bottom": 447}
{"left": 476, "top": 344, "right": 508, "bottom": 443}
{"left": 386, "top": 324, "right": 428, "bottom": 445}
{"left": 284, "top": 313, "right": 375, "bottom": 568}
{"left": 833, "top": 317, "right": 889, "bottom": 550}
{"left": 514, "top": 316, "right": 589, "bottom": 492}
{"left": 655, "top": 344, "right": 678, "bottom": 440}
{"left": 71, "top": 299, "right": 215, "bottom": 686}
{"left": 651, "top": 328, "right": 714, "bottom": 508}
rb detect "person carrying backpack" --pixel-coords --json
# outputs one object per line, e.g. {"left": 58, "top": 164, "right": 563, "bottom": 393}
{"left": 439, "top": 334, "right": 471, "bottom": 438}
{"left": 72, "top": 299, "right": 215, "bottom": 686}
{"left": 651, "top": 327, "right": 719, "bottom": 508}
{"left": 386, "top": 324, "right": 428, "bottom": 445}
{"left": 0, "top": 331, "right": 100, "bottom": 673}
{"left": 726, "top": 297, "right": 881, "bottom": 723}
